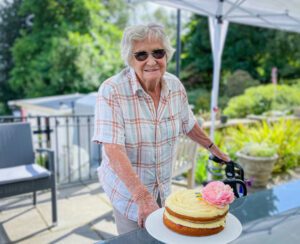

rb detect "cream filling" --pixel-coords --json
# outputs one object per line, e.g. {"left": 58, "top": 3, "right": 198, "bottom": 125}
{"left": 165, "top": 189, "right": 228, "bottom": 218}
{"left": 164, "top": 211, "right": 226, "bottom": 228}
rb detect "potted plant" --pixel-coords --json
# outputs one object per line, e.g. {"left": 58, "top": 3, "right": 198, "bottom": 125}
{"left": 236, "top": 142, "right": 278, "bottom": 188}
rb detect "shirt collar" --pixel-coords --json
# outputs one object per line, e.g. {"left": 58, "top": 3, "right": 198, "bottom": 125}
{"left": 129, "top": 67, "right": 171, "bottom": 97}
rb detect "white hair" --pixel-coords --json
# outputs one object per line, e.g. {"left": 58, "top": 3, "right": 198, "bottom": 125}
{"left": 121, "top": 23, "right": 175, "bottom": 66}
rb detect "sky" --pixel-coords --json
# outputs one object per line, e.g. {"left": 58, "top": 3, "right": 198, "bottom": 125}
{"left": 129, "top": 1, "right": 191, "bottom": 25}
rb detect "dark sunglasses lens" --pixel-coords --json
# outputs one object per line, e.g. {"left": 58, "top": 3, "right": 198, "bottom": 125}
{"left": 134, "top": 52, "right": 148, "bottom": 61}
{"left": 152, "top": 49, "right": 166, "bottom": 59}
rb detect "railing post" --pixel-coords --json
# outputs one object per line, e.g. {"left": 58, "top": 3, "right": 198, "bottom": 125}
{"left": 55, "top": 117, "right": 60, "bottom": 183}
{"left": 87, "top": 116, "right": 92, "bottom": 179}
{"left": 66, "top": 116, "right": 71, "bottom": 183}
{"left": 37, "top": 116, "right": 42, "bottom": 149}
{"left": 45, "top": 116, "right": 51, "bottom": 148}
{"left": 76, "top": 116, "right": 82, "bottom": 180}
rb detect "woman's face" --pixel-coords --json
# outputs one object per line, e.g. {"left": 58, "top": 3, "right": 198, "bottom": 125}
{"left": 130, "top": 38, "right": 167, "bottom": 92}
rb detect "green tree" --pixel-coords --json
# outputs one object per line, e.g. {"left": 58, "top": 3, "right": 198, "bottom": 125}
{"left": 181, "top": 14, "right": 300, "bottom": 90}
{"left": 102, "top": 0, "right": 129, "bottom": 29}
{"left": 181, "top": 15, "right": 271, "bottom": 89}
{"left": 9, "top": 0, "right": 125, "bottom": 98}
{"left": 0, "top": 0, "right": 24, "bottom": 114}
{"left": 181, "top": 16, "right": 212, "bottom": 90}
{"left": 259, "top": 31, "right": 300, "bottom": 82}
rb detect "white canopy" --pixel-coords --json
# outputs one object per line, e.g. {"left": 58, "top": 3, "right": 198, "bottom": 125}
{"left": 131, "top": 0, "right": 300, "bottom": 139}
{"left": 133, "top": 0, "right": 300, "bottom": 33}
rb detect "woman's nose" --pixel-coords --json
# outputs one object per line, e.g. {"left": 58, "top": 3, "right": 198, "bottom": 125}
{"left": 146, "top": 55, "right": 157, "bottom": 65}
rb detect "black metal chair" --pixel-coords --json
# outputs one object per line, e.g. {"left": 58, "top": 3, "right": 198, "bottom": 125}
{"left": 0, "top": 122, "right": 57, "bottom": 225}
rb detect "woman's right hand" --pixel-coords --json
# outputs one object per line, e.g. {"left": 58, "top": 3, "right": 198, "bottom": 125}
{"left": 137, "top": 194, "right": 160, "bottom": 228}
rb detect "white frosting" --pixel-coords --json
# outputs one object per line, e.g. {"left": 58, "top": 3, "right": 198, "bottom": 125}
{"left": 165, "top": 189, "right": 229, "bottom": 218}
{"left": 164, "top": 211, "right": 226, "bottom": 228}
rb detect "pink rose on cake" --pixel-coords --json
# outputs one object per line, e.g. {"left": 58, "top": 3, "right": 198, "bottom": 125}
{"left": 201, "top": 181, "right": 234, "bottom": 207}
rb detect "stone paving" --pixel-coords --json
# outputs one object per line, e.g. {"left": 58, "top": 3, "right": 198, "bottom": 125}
{"left": 0, "top": 181, "right": 186, "bottom": 244}
{"left": 1, "top": 167, "right": 300, "bottom": 244}
{"left": 0, "top": 181, "right": 118, "bottom": 244}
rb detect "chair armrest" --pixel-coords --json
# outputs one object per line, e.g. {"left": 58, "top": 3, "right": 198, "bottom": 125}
{"left": 36, "top": 148, "right": 55, "bottom": 173}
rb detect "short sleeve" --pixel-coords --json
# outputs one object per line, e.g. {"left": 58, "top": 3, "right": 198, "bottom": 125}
{"left": 179, "top": 83, "right": 196, "bottom": 134}
{"left": 92, "top": 81, "right": 125, "bottom": 145}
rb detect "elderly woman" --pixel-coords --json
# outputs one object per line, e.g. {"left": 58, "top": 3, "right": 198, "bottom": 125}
{"left": 92, "top": 23, "right": 230, "bottom": 235}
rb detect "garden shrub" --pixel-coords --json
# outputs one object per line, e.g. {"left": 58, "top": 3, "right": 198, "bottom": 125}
{"left": 223, "top": 84, "right": 300, "bottom": 118}
{"left": 224, "top": 119, "right": 300, "bottom": 173}
{"left": 282, "top": 78, "right": 300, "bottom": 86}
{"left": 239, "top": 142, "right": 277, "bottom": 157}
{"left": 195, "top": 131, "right": 228, "bottom": 184}
{"left": 0, "top": 103, "right": 6, "bottom": 115}
{"left": 195, "top": 150, "right": 208, "bottom": 184}
{"left": 194, "top": 119, "right": 300, "bottom": 182}
{"left": 225, "top": 70, "right": 260, "bottom": 98}
{"left": 187, "top": 88, "right": 211, "bottom": 112}
{"left": 187, "top": 88, "right": 230, "bottom": 114}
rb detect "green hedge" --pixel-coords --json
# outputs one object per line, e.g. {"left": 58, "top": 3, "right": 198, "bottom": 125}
{"left": 223, "top": 84, "right": 300, "bottom": 118}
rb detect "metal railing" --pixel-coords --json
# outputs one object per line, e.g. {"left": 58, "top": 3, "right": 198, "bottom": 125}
{"left": 0, "top": 115, "right": 100, "bottom": 185}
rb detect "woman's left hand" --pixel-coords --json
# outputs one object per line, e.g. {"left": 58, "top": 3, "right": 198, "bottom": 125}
{"left": 209, "top": 145, "right": 231, "bottom": 163}
{"left": 217, "top": 152, "right": 231, "bottom": 163}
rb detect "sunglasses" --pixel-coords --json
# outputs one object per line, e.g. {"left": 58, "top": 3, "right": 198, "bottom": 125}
{"left": 133, "top": 49, "right": 166, "bottom": 62}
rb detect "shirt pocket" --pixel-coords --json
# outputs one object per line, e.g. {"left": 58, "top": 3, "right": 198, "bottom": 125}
{"left": 160, "top": 113, "right": 180, "bottom": 146}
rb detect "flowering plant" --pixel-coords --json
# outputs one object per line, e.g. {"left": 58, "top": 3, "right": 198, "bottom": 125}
{"left": 201, "top": 181, "right": 234, "bottom": 207}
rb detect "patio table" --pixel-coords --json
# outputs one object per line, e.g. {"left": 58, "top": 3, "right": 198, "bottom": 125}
{"left": 98, "top": 180, "right": 300, "bottom": 243}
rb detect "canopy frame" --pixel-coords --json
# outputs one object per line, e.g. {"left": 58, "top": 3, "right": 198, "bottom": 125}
{"left": 129, "top": 0, "right": 300, "bottom": 140}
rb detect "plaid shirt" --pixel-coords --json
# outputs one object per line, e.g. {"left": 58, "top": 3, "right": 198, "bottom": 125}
{"left": 93, "top": 67, "right": 196, "bottom": 221}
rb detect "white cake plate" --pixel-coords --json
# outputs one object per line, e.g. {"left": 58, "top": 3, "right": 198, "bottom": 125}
{"left": 145, "top": 208, "right": 242, "bottom": 244}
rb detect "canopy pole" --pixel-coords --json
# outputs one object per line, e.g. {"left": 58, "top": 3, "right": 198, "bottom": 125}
{"left": 209, "top": 18, "right": 222, "bottom": 140}
{"left": 176, "top": 9, "right": 181, "bottom": 78}
{"left": 208, "top": 0, "right": 228, "bottom": 141}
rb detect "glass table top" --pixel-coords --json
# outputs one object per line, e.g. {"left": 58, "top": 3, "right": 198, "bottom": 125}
{"left": 99, "top": 180, "right": 300, "bottom": 244}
